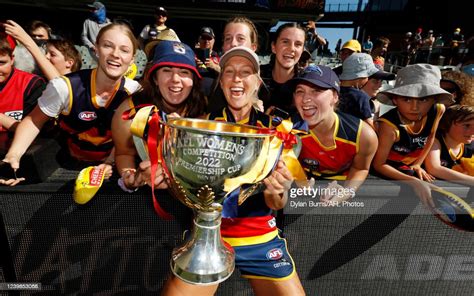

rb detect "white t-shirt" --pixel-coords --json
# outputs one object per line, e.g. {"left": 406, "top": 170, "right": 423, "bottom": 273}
{"left": 38, "top": 76, "right": 141, "bottom": 117}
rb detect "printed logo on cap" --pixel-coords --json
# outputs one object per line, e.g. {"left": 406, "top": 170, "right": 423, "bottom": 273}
{"left": 304, "top": 65, "right": 323, "bottom": 76}
{"left": 173, "top": 42, "right": 186, "bottom": 55}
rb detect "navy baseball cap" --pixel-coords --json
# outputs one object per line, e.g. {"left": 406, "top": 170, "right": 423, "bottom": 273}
{"left": 148, "top": 40, "right": 201, "bottom": 79}
{"left": 289, "top": 65, "right": 340, "bottom": 94}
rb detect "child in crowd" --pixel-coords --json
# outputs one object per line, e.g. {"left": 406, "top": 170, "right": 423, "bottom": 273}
{"left": 373, "top": 64, "right": 454, "bottom": 207}
{"left": 361, "top": 64, "right": 396, "bottom": 122}
{"left": 0, "top": 34, "right": 45, "bottom": 132}
{"left": 338, "top": 52, "right": 394, "bottom": 129}
{"left": 425, "top": 105, "right": 474, "bottom": 186}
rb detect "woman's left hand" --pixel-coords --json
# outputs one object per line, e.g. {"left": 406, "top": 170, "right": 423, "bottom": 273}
{"left": 135, "top": 160, "right": 168, "bottom": 190}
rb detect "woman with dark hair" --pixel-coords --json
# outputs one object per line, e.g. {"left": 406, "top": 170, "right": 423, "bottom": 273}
{"left": 112, "top": 40, "right": 206, "bottom": 191}
{"left": 260, "top": 22, "right": 306, "bottom": 115}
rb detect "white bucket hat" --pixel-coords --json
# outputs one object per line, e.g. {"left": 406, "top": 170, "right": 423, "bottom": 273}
{"left": 340, "top": 53, "right": 380, "bottom": 80}
{"left": 376, "top": 64, "right": 454, "bottom": 105}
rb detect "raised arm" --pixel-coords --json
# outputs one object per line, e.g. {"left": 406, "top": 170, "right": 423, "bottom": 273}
{"left": 3, "top": 20, "right": 61, "bottom": 80}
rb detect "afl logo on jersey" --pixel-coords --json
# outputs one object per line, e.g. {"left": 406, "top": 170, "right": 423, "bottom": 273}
{"left": 79, "top": 111, "right": 97, "bottom": 121}
{"left": 266, "top": 248, "right": 283, "bottom": 260}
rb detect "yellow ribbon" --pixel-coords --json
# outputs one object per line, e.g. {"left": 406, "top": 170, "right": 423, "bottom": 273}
{"left": 130, "top": 105, "right": 156, "bottom": 138}
{"left": 223, "top": 119, "right": 307, "bottom": 196}
{"left": 277, "top": 119, "right": 307, "bottom": 181}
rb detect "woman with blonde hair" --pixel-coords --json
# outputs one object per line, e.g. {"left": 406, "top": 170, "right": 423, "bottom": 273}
{"left": 162, "top": 46, "right": 305, "bottom": 296}
{"left": 1, "top": 22, "right": 140, "bottom": 186}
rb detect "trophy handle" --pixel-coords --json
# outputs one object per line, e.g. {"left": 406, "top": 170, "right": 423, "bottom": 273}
{"left": 133, "top": 135, "right": 149, "bottom": 161}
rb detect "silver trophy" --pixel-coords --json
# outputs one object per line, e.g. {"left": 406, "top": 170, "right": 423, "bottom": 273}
{"left": 133, "top": 117, "right": 282, "bottom": 285}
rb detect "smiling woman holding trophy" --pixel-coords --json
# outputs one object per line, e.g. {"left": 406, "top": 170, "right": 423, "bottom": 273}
{"left": 112, "top": 40, "right": 206, "bottom": 193}
{"left": 158, "top": 46, "right": 305, "bottom": 295}
{"left": 118, "top": 44, "right": 305, "bottom": 294}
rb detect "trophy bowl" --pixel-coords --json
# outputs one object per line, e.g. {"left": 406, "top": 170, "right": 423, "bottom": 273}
{"left": 160, "top": 118, "right": 281, "bottom": 285}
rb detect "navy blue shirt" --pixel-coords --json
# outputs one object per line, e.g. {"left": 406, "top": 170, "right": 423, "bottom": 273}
{"left": 338, "top": 86, "right": 372, "bottom": 120}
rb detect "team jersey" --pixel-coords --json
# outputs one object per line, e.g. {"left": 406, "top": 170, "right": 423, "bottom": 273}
{"left": 297, "top": 111, "right": 362, "bottom": 180}
{"left": 207, "top": 107, "right": 279, "bottom": 239}
{"left": 438, "top": 135, "right": 474, "bottom": 174}
{"left": 0, "top": 69, "right": 44, "bottom": 131}
{"left": 58, "top": 69, "right": 133, "bottom": 161}
{"left": 378, "top": 103, "right": 443, "bottom": 167}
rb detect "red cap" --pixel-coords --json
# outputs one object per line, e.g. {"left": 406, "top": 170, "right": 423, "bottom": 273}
{"left": 1, "top": 32, "right": 16, "bottom": 51}
{"left": 6, "top": 35, "right": 16, "bottom": 51}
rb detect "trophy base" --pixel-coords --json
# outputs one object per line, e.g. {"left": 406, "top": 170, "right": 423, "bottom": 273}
{"left": 170, "top": 210, "right": 235, "bottom": 285}
{"left": 171, "top": 260, "right": 233, "bottom": 286}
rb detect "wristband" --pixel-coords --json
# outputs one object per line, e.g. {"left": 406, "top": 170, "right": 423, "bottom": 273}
{"left": 118, "top": 177, "right": 138, "bottom": 193}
